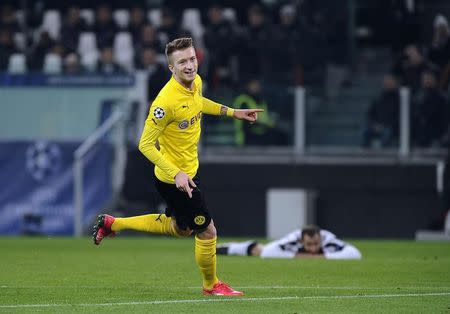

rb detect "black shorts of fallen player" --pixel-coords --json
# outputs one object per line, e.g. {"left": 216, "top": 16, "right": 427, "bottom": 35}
{"left": 154, "top": 175, "right": 211, "bottom": 232}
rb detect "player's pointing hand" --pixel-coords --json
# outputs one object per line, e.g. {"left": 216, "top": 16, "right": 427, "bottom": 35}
{"left": 175, "top": 171, "right": 197, "bottom": 198}
{"left": 233, "top": 109, "right": 264, "bottom": 123}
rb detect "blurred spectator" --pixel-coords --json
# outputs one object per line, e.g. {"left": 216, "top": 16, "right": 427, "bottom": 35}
{"left": 135, "top": 24, "right": 164, "bottom": 54}
{"left": 233, "top": 79, "right": 286, "bottom": 146}
{"left": 64, "top": 52, "right": 83, "bottom": 74}
{"left": 268, "top": 4, "right": 301, "bottom": 85}
{"left": 24, "top": 1, "right": 44, "bottom": 29}
{"left": 0, "top": 29, "right": 17, "bottom": 71}
{"left": 51, "top": 42, "right": 66, "bottom": 59}
{"left": 60, "top": 6, "right": 89, "bottom": 53}
{"left": 203, "top": 4, "right": 238, "bottom": 88}
{"left": 29, "top": 31, "right": 55, "bottom": 71}
{"left": 158, "top": 8, "right": 181, "bottom": 45}
{"left": 127, "top": 6, "right": 147, "bottom": 43}
{"left": 325, "top": 3, "right": 351, "bottom": 99}
{"left": 138, "top": 47, "right": 168, "bottom": 100}
{"left": 428, "top": 14, "right": 450, "bottom": 90}
{"left": 362, "top": 74, "right": 400, "bottom": 148}
{"left": 386, "top": 0, "right": 421, "bottom": 54}
{"left": 97, "top": 46, "right": 123, "bottom": 74}
{"left": 294, "top": 0, "right": 328, "bottom": 86}
{"left": 0, "top": 4, "right": 20, "bottom": 33}
{"left": 297, "top": 0, "right": 330, "bottom": 35}
{"left": 394, "top": 45, "right": 438, "bottom": 93}
{"left": 412, "top": 69, "right": 449, "bottom": 147}
{"left": 93, "top": 4, "right": 118, "bottom": 49}
{"left": 429, "top": 15, "right": 450, "bottom": 69}
{"left": 238, "top": 4, "right": 271, "bottom": 83}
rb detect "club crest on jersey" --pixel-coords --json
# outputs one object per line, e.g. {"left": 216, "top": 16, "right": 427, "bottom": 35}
{"left": 178, "top": 120, "right": 189, "bottom": 129}
{"left": 153, "top": 107, "right": 165, "bottom": 119}
{"left": 194, "top": 215, "right": 206, "bottom": 225}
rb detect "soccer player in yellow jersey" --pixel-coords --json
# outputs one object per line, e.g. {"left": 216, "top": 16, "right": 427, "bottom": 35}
{"left": 93, "top": 37, "right": 263, "bottom": 296}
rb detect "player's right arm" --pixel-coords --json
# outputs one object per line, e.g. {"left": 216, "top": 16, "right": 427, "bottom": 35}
{"left": 138, "top": 100, "right": 196, "bottom": 197}
{"left": 138, "top": 122, "right": 180, "bottom": 177}
{"left": 202, "top": 97, "right": 264, "bottom": 123}
{"left": 138, "top": 99, "right": 180, "bottom": 180}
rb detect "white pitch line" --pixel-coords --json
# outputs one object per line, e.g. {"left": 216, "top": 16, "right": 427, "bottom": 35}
{"left": 2, "top": 285, "right": 450, "bottom": 290}
{"left": 0, "top": 292, "right": 449, "bottom": 309}
{"left": 302, "top": 292, "right": 450, "bottom": 300}
{"left": 189, "top": 285, "right": 450, "bottom": 290}
{"left": 0, "top": 296, "right": 299, "bottom": 308}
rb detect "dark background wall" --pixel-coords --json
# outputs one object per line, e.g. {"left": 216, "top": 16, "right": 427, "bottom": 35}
{"left": 122, "top": 149, "right": 443, "bottom": 238}
{"left": 199, "top": 163, "right": 442, "bottom": 238}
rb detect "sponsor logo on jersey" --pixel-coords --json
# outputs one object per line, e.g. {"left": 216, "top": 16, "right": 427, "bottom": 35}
{"left": 178, "top": 120, "right": 189, "bottom": 129}
{"left": 194, "top": 215, "right": 206, "bottom": 225}
{"left": 190, "top": 111, "right": 202, "bottom": 125}
{"left": 153, "top": 107, "right": 165, "bottom": 119}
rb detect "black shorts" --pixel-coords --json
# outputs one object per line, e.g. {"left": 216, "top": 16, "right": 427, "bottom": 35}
{"left": 154, "top": 175, "right": 211, "bottom": 231}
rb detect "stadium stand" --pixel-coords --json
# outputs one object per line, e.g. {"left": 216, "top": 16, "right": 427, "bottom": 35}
{"left": 0, "top": 0, "right": 449, "bottom": 148}
{"left": 42, "top": 52, "right": 62, "bottom": 73}
{"left": 113, "top": 9, "right": 130, "bottom": 29}
{"left": 7, "top": 53, "right": 27, "bottom": 73}
{"left": 41, "top": 10, "right": 61, "bottom": 40}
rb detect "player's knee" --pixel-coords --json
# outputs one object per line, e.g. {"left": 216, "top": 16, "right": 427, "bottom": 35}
{"left": 196, "top": 221, "right": 216, "bottom": 239}
{"left": 176, "top": 228, "right": 193, "bottom": 237}
{"left": 172, "top": 220, "right": 192, "bottom": 237}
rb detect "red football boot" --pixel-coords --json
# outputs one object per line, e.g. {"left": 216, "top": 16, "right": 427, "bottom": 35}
{"left": 202, "top": 281, "right": 244, "bottom": 296}
{"left": 92, "top": 214, "right": 116, "bottom": 245}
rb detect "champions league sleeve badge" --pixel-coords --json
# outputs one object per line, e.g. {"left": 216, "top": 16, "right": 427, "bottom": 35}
{"left": 153, "top": 107, "right": 165, "bottom": 119}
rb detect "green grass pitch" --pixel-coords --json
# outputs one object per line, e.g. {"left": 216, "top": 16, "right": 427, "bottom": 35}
{"left": 0, "top": 237, "right": 449, "bottom": 313}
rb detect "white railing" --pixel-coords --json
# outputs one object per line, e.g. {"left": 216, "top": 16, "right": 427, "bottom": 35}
{"left": 399, "top": 87, "right": 411, "bottom": 157}
{"left": 293, "top": 86, "right": 414, "bottom": 158}
{"left": 294, "top": 87, "right": 306, "bottom": 155}
{"left": 73, "top": 108, "right": 127, "bottom": 237}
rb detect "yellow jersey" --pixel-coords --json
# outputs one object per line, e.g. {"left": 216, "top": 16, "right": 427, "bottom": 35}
{"left": 138, "top": 74, "right": 234, "bottom": 184}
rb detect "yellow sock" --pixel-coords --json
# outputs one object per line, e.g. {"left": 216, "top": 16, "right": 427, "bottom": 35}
{"left": 111, "top": 214, "right": 178, "bottom": 236}
{"left": 195, "top": 236, "right": 219, "bottom": 289}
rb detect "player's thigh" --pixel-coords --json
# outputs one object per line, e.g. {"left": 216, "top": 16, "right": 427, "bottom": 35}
{"left": 154, "top": 176, "right": 212, "bottom": 231}
{"left": 185, "top": 184, "right": 212, "bottom": 231}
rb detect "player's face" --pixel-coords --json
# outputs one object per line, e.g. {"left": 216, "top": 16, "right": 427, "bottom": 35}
{"left": 301, "top": 233, "right": 321, "bottom": 254}
{"left": 169, "top": 47, "right": 198, "bottom": 86}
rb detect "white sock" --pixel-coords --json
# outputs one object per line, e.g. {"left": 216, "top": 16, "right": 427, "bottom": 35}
{"left": 228, "top": 240, "right": 255, "bottom": 256}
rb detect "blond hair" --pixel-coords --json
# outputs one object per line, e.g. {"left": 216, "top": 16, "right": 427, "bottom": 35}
{"left": 165, "top": 37, "right": 194, "bottom": 64}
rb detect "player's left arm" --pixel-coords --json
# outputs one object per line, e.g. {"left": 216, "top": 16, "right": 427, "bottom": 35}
{"left": 202, "top": 97, "right": 264, "bottom": 123}
{"left": 324, "top": 244, "right": 362, "bottom": 260}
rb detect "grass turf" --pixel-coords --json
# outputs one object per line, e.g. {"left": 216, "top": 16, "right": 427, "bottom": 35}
{"left": 0, "top": 237, "right": 449, "bottom": 313}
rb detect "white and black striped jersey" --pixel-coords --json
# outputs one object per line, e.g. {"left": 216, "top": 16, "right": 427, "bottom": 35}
{"left": 260, "top": 229, "right": 362, "bottom": 260}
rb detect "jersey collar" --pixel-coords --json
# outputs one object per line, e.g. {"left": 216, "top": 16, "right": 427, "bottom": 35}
{"left": 170, "top": 76, "right": 197, "bottom": 95}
